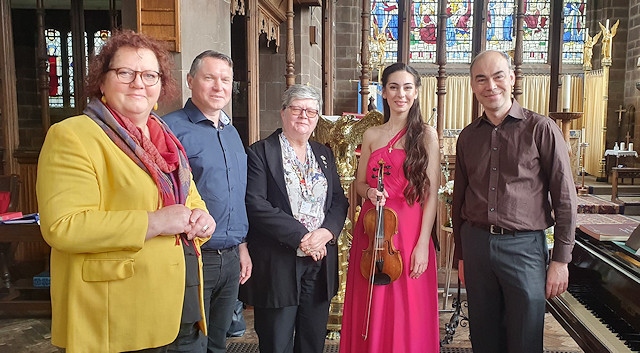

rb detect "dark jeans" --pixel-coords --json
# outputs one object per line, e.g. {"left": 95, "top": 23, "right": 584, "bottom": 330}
{"left": 461, "top": 222, "right": 548, "bottom": 353}
{"left": 201, "top": 247, "right": 241, "bottom": 353}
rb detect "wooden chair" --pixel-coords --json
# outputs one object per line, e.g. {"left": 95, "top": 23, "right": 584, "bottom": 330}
{"left": 0, "top": 174, "right": 20, "bottom": 291}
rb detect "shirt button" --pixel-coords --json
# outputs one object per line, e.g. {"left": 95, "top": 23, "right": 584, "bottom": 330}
{"left": 491, "top": 187, "right": 496, "bottom": 191}
{"left": 492, "top": 147, "right": 497, "bottom": 151}
{"left": 494, "top": 127, "right": 498, "bottom": 131}
{"left": 490, "top": 208, "right": 495, "bottom": 212}
{"left": 492, "top": 167, "right": 497, "bottom": 171}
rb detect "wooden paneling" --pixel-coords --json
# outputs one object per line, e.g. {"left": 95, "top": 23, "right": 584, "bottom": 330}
{"left": 137, "top": 0, "right": 180, "bottom": 52}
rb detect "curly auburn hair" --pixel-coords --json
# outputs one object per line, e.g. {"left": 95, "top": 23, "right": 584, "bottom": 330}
{"left": 84, "top": 29, "right": 178, "bottom": 102}
{"left": 381, "top": 62, "right": 430, "bottom": 206}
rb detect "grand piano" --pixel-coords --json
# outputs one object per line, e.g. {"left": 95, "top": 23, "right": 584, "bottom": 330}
{"left": 547, "top": 230, "right": 640, "bottom": 353}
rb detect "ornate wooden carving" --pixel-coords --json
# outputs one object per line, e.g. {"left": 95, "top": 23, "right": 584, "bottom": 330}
{"left": 436, "top": 0, "right": 447, "bottom": 150}
{"left": 231, "top": 0, "right": 245, "bottom": 17}
{"left": 258, "top": 6, "right": 281, "bottom": 48}
{"left": 285, "top": 0, "right": 295, "bottom": 87}
{"left": 513, "top": 0, "right": 524, "bottom": 101}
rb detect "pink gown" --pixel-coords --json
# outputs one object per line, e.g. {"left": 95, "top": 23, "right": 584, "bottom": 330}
{"left": 339, "top": 130, "right": 440, "bottom": 353}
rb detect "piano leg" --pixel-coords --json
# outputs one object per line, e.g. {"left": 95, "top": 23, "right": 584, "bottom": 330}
{"left": 440, "top": 278, "right": 469, "bottom": 346}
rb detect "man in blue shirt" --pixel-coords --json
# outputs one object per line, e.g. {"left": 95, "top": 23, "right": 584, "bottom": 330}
{"left": 163, "top": 50, "right": 251, "bottom": 353}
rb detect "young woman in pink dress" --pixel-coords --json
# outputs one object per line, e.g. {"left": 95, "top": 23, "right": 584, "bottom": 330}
{"left": 339, "top": 63, "right": 440, "bottom": 353}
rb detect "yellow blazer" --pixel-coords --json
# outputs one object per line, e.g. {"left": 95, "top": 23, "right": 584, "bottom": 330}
{"left": 36, "top": 115, "right": 209, "bottom": 353}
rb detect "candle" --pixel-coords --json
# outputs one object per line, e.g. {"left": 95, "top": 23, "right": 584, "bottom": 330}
{"left": 581, "top": 127, "right": 586, "bottom": 143}
{"left": 562, "top": 75, "right": 571, "bottom": 111}
{"left": 630, "top": 142, "right": 634, "bottom": 151}
{"left": 606, "top": 19, "right": 610, "bottom": 29}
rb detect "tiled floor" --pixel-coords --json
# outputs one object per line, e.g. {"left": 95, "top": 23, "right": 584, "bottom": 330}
{"left": 0, "top": 268, "right": 583, "bottom": 353}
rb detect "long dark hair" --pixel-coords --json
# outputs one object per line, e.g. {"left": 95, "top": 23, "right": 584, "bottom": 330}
{"left": 381, "top": 63, "right": 429, "bottom": 206}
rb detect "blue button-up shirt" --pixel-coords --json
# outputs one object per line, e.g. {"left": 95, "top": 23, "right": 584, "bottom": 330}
{"left": 163, "top": 99, "right": 248, "bottom": 250}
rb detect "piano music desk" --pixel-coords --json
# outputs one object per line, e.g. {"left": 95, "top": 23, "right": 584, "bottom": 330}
{"left": 0, "top": 224, "right": 51, "bottom": 317}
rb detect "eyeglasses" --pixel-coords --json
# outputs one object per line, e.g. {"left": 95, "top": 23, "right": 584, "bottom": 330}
{"left": 287, "top": 105, "right": 319, "bottom": 118}
{"left": 108, "top": 68, "right": 162, "bottom": 86}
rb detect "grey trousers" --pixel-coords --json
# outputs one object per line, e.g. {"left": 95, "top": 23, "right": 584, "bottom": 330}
{"left": 460, "top": 222, "right": 548, "bottom": 353}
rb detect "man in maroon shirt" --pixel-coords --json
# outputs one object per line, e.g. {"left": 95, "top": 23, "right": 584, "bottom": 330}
{"left": 452, "top": 50, "right": 577, "bottom": 353}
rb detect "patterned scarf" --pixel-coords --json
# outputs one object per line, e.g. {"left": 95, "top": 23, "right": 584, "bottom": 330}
{"left": 84, "top": 98, "right": 191, "bottom": 208}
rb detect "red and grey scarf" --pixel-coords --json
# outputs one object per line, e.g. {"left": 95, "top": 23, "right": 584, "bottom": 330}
{"left": 84, "top": 98, "right": 191, "bottom": 208}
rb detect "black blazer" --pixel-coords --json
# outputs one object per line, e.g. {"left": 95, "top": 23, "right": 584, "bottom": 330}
{"left": 239, "top": 129, "right": 349, "bottom": 308}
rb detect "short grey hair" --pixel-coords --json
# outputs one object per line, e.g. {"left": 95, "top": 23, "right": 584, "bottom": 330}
{"left": 281, "top": 84, "right": 322, "bottom": 113}
{"left": 470, "top": 50, "right": 513, "bottom": 74}
{"left": 188, "top": 50, "right": 233, "bottom": 77}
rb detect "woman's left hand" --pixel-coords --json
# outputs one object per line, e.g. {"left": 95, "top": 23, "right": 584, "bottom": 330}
{"left": 409, "top": 242, "right": 429, "bottom": 279}
{"left": 300, "top": 228, "right": 332, "bottom": 252}
{"left": 185, "top": 208, "right": 216, "bottom": 240}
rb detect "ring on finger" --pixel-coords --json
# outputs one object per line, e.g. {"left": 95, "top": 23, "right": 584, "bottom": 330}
{"left": 202, "top": 224, "right": 209, "bottom": 232}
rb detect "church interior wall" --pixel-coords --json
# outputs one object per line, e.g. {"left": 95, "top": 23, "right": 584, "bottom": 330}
{"left": 259, "top": 32, "right": 287, "bottom": 139}
{"left": 293, "top": 6, "right": 323, "bottom": 90}
{"left": 333, "top": 0, "right": 363, "bottom": 115}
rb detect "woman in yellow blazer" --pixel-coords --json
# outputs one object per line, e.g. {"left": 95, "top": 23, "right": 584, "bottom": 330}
{"left": 36, "top": 30, "right": 214, "bottom": 353}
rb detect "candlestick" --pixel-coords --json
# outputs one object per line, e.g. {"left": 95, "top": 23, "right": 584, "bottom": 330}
{"left": 562, "top": 75, "right": 571, "bottom": 111}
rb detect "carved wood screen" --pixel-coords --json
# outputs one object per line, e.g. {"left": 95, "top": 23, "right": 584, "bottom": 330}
{"left": 137, "top": 0, "right": 181, "bottom": 52}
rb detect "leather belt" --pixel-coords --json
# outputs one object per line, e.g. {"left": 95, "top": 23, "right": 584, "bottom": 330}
{"left": 204, "top": 245, "right": 238, "bottom": 254}
{"left": 469, "top": 222, "right": 516, "bottom": 235}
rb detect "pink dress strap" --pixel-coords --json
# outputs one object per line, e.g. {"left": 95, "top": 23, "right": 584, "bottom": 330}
{"left": 387, "top": 127, "right": 407, "bottom": 152}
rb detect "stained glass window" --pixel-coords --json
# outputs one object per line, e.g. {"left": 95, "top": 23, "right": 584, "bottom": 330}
{"left": 563, "top": 2, "right": 586, "bottom": 64}
{"left": 371, "top": 0, "right": 399, "bottom": 67}
{"left": 66, "top": 33, "right": 75, "bottom": 108}
{"left": 486, "top": 1, "right": 515, "bottom": 54}
{"left": 45, "top": 29, "right": 63, "bottom": 108}
{"left": 444, "top": 0, "right": 473, "bottom": 63}
{"left": 386, "top": 0, "right": 585, "bottom": 66}
{"left": 408, "top": 0, "right": 474, "bottom": 63}
{"left": 409, "top": 0, "right": 437, "bottom": 63}
{"left": 94, "top": 30, "right": 111, "bottom": 56}
{"left": 521, "top": 0, "right": 550, "bottom": 63}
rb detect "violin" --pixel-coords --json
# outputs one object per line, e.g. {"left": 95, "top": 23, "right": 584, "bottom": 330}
{"left": 360, "top": 159, "right": 403, "bottom": 339}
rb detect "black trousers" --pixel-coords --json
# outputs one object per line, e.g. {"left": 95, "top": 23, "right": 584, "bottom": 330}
{"left": 253, "top": 256, "right": 330, "bottom": 353}
{"left": 461, "top": 222, "right": 548, "bottom": 353}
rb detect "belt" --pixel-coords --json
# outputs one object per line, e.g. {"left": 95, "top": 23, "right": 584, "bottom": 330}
{"left": 203, "top": 245, "right": 238, "bottom": 254}
{"left": 469, "top": 222, "right": 516, "bottom": 235}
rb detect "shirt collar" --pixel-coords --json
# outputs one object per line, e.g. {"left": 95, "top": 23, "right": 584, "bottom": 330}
{"left": 183, "top": 98, "right": 230, "bottom": 128}
{"left": 475, "top": 99, "right": 526, "bottom": 128}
